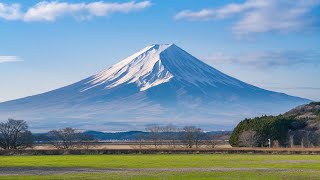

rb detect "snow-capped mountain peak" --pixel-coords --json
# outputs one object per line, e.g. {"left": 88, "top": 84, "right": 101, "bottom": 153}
{"left": 81, "top": 44, "right": 174, "bottom": 92}
{"left": 81, "top": 44, "right": 242, "bottom": 92}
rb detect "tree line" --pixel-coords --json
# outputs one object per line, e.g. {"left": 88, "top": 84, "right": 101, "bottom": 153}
{"left": 0, "top": 119, "right": 222, "bottom": 150}
{"left": 136, "top": 125, "right": 218, "bottom": 149}
{"left": 0, "top": 119, "right": 95, "bottom": 150}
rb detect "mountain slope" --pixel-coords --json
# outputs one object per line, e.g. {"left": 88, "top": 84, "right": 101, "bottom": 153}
{"left": 0, "top": 44, "right": 310, "bottom": 131}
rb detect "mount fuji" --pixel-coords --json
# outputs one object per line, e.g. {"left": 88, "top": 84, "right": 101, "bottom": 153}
{"left": 0, "top": 44, "right": 310, "bottom": 131}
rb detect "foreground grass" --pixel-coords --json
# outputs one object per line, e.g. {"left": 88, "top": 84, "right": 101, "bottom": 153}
{"left": 1, "top": 154, "right": 320, "bottom": 169}
{"left": 1, "top": 154, "right": 320, "bottom": 179}
{"left": 2, "top": 171, "right": 320, "bottom": 180}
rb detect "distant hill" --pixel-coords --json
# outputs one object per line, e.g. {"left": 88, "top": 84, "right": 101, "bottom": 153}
{"left": 230, "top": 102, "right": 320, "bottom": 147}
{"left": 284, "top": 102, "right": 320, "bottom": 119}
{"left": 84, "top": 131, "right": 148, "bottom": 141}
{"left": 84, "top": 130, "right": 231, "bottom": 141}
{"left": 33, "top": 130, "right": 231, "bottom": 142}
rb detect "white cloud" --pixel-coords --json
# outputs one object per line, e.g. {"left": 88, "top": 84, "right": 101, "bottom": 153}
{"left": 175, "top": 1, "right": 267, "bottom": 21}
{"left": 0, "top": 56, "right": 20, "bottom": 63}
{"left": 175, "top": 0, "right": 320, "bottom": 35}
{"left": 0, "top": 3, "right": 21, "bottom": 20}
{"left": 0, "top": 1, "right": 151, "bottom": 22}
{"left": 204, "top": 50, "right": 320, "bottom": 68}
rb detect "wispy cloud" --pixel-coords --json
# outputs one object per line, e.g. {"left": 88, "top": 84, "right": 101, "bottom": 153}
{"left": 204, "top": 50, "right": 320, "bottom": 68}
{"left": 175, "top": 0, "right": 320, "bottom": 35}
{"left": 0, "top": 56, "right": 20, "bottom": 63}
{"left": 0, "top": 1, "right": 151, "bottom": 22}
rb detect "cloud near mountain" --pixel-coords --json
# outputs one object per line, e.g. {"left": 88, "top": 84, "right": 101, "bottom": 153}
{"left": 175, "top": 0, "right": 320, "bottom": 35}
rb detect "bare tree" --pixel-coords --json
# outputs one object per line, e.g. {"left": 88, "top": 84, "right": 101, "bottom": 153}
{"left": 238, "top": 130, "right": 260, "bottom": 147}
{"left": 308, "top": 130, "right": 320, "bottom": 147}
{"left": 134, "top": 133, "right": 145, "bottom": 150}
{"left": 301, "top": 130, "right": 311, "bottom": 148}
{"left": 162, "top": 124, "right": 178, "bottom": 148}
{"left": 181, "top": 126, "right": 204, "bottom": 148}
{"left": 288, "top": 130, "right": 294, "bottom": 148}
{"left": 204, "top": 134, "right": 217, "bottom": 149}
{"left": 0, "top": 119, "right": 33, "bottom": 149}
{"left": 78, "top": 133, "right": 96, "bottom": 149}
{"left": 48, "top": 128, "right": 95, "bottom": 149}
{"left": 48, "top": 128, "right": 77, "bottom": 149}
{"left": 146, "top": 125, "right": 163, "bottom": 149}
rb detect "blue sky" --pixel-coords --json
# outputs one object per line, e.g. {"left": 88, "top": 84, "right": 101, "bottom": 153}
{"left": 0, "top": 0, "right": 320, "bottom": 102}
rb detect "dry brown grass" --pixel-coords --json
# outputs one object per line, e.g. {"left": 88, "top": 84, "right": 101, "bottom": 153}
{"left": 31, "top": 143, "right": 232, "bottom": 150}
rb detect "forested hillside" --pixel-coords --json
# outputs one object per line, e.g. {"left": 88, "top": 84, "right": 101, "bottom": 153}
{"left": 230, "top": 102, "right": 320, "bottom": 147}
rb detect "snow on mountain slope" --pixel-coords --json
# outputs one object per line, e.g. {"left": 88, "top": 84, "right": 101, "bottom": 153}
{"left": 81, "top": 44, "right": 244, "bottom": 93}
{"left": 81, "top": 44, "right": 173, "bottom": 92}
{"left": 0, "top": 44, "right": 311, "bottom": 131}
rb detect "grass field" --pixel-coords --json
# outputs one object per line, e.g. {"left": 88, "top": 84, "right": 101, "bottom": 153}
{"left": 3, "top": 171, "right": 320, "bottom": 180}
{"left": 1, "top": 154, "right": 320, "bottom": 179}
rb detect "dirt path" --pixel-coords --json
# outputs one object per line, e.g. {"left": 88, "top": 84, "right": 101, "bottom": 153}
{"left": 0, "top": 167, "right": 317, "bottom": 176}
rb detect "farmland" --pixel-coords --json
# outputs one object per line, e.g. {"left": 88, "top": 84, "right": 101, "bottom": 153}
{"left": 1, "top": 154, "right": 320, "bottom": 179}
